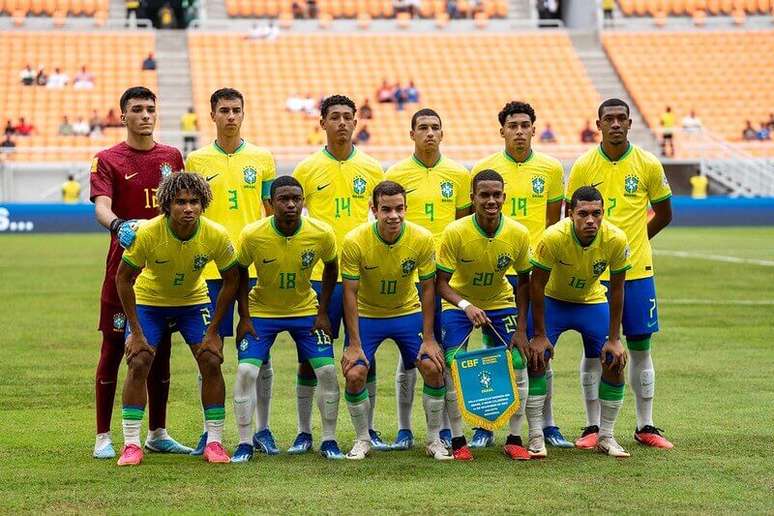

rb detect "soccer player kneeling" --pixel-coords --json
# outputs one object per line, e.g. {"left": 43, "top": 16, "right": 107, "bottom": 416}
{"left": 231, "top": 176, "right": 344, "bottom": 462}
{"left": 340, "top": 181, "right": 451, "bottom": 461}
{"left": 115, "top": 173, "right": 239, "bottom": 465}
{"left": 528, "top": 186, "right": 631, "bottom": 458}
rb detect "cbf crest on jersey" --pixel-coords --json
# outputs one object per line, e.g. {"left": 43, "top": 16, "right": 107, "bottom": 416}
{"left": 624, "top": 175, "right": 639, "bottom": 195}
{"left": 531, "top": 176, "right": 545, "bottom": 196}
{"left": 440, "top": 180, "right": 454, "bottom": 201}
{"left": 401, "top": 257, "right": 417, "bottom": 277}
{"left": 243, "top": 166, "right": 257, "bottom": 188}
{"left": 193, "top": 254, "right": 209, "bottom": 271}
{"left": 352, "top": 175, "right": 367, "bottom": 197}
{"left": 496, "top": 254, "right": 512, "bottom": 272}
{"left": 113, "top": 312, "right": 126, "bottom": 331}
{"left": 300, "top": 249, "right": 316, "bottom": 269}
{"left": 592, "top": 260, "right": 608, "bottom": 276}
{"left": 159, "top": 162, "right": 173, "bottom": 178}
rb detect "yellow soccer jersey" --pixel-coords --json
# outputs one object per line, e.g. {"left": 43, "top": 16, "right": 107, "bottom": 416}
{"left": 436, "top": 214, "right": 531, "bottom": 311}
{"left": 566, "top": 144, "right": 671, "bottom": 281}
{"left": 340, "top": 221, "right": 435, "bottom": 318}
{"left": 471, "top": 150, "right": 564, "bottom": 247}
{"left": 385, "top": 155, "right": 471, "bottom": 249}
{"left": 185, "top": 140, "right": 276, "bottom": 280}
{"left": 293, "top": 147, "right": 384, "bottom": 281}
{"left": 122, "top": 215, "right": 237, "bottom": 307}
{"left": 236, "top": 216, "right": 337, "bottom": 318}
{"left": 531, "top": 218, "right": 631, "bottom": 304}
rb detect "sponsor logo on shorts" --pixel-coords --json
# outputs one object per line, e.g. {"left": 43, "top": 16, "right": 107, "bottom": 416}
{"left": 239, "top": 339, "right": 249, "bottom": 352}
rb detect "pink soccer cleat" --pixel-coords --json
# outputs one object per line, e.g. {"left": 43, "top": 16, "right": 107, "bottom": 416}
{"left": 117, "top": 444, "right": 144, "bottom": 466}
{"left": 203, "top": 442, "right": 231, "bottom": 463}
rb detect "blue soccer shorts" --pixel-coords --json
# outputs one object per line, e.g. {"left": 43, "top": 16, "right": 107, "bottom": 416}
{"left": 528, "top": 297, "right": 609, "bottom": 358}
{"left": 602, "top": 276, "right": 659, "bottom": 337}
{"left": 206, "top": 278, "right": 257, "bottom": 338}
{"left": 129, "top": 303, "right": 212, "bottom": 347}
{"left": 345, "top": 312, "right": 424, "bottom": 371}
{"left": 237, "top": 316, "right": 334, "bottom": 367}
{"left": 441, "top": 307, "right": 520, "bottom": 352}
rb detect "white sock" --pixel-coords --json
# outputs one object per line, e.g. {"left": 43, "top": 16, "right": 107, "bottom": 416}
{"left": 366, "top": 378, "right": 376, "bottom": 430}
{"left": 346, "top": 393, "right": 371, "bottom": 442}
{"left": 395, "top": 356, "right": 417, "bottom": 431}
{"left": 526, "top": 394, "right": 546, "bottom": 440}
{"left": 314, "top": 364, "right": 340, "bottom": 442}
{"left": 580, "top": 356, "right": 602, "bottom": 427}
{"left": 422, "top": 387, "right": 446, "bottom": 443}
{"left": 444, "top": 369, "right": 465, "bottom": 438}
{"left": 233, "top": 363, "right": 259, "bottom": 444}
{"left": 543, "top": 362, "right": 555, "bottom": 428}
{"left": 122, "top": 420, "right": 141, "bottom": 447}
{"left": 296, "top": 378, "right": 316, "bottom": 435}
{"left": 508, "top": 368, "right": 528, "bottom": 437}
{"left": 205, "top": 419, "right": 225, "bottom": 445}
{"left": 255, "top": 362, "right": 274, "bottom": 432}
{"left": 628, "top": 349, "right": 655, "bottom": 430}
{"left": 147, "top": 428, "right": 169, "bottom": 441}
{"left": 599, "top": 398, "right": 624, "bottom": 439}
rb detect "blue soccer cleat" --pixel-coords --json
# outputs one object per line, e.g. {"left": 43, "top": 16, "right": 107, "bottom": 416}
{"left": 190, "top": 432, "right": 207, "bottom": 456}
{"left": 391, "top": 429, "right": 414, "bottom": 451}
{"left": 145, "top": 436, "right": 194, "bottom": 454}
{"left": 543, "top": 426, "right": 574, "bottom": 448}
{"left": 231, "top": 443, "right": 255, "bottom": 463}
{"left": 253, "top": 428, "right": 280, "bottom": 455}
{"left": 439, "top": 428, "right": 452, "bottom": 449}
{"left": 287, "top": 432, "right": 313, "bottom": 454}
{"left": 319, "top": 440, "right": 345, "bottom": 460}
{"left": 93, "top": 441, "right": 116, "bottom": 459}
{"left": 369, "top": 429, "right": 391, "bottom": 451}
{"left": 470, "top": 428, "right": 494, "bottom": 449}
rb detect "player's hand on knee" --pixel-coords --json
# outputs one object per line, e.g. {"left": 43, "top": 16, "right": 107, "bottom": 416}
{"left": 125, "top": 333, "right": 154, "bottom": 365}
{"left": 510, "top": 330, "right": 529, "bottom": 364}
{"left": 311, "top": 313, "right": 333, "bottom": 342}
{"left": 601, "top": 338, "right": 626, "bottom": 374}
{"left": 527, "top": 335, "right": 553, "bottom": 371}
{"left": 198, "top": 332, "right": 224, "bottom": 364}
{"left": 417, "top": 338, "right": 445, "bottom": 373}
{"left": 341, "top": 343, "right": 368, "bottom": 377}
{"left": 236, "top": 316, "right": 257, "bottom": 342}
{"left": 463, "top": 304, "right": 491, "bottom": 328}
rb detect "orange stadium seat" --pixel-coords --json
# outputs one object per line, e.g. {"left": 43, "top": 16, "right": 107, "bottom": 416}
{"left": 617, "top": 0, "right": 768, "bottom": 14}
{"left": 0, "top": 32, "right": 157, "bottom": 162}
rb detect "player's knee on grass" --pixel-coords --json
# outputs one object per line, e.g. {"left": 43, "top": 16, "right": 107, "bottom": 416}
{"left": 345, "top": 364, "right": 368, "bottom": 393}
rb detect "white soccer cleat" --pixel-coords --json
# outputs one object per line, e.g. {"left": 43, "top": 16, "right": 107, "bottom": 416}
{"left": 93, "top": 433, "right": 116, "bottom": 459}
{"left": 425, "top": 439, "right": 453, "bottom": 461}
{"left": 346, "top": 439, "right": 371, "bottom": 460}
{"left": 596, "top": 436, "right": 631, "bottom": 458}
{"left": 528, "top": 435, "right": 548, "bottom": 459}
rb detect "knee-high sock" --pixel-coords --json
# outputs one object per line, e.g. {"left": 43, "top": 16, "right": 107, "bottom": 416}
{"left": 255, "top": 361, "right": 274, "bottom": 432}
{"left": 508, "top": 359, "right": 529, "bottom": 437}
{"left": 628, "top": 342, "right": 655, "bottom": 430}
{"left": 121, "top": 406, "right": 144, "bottom": 447}
{"left": 296, "top": 373, "right": 317, "bottom": 435}
{"left": 395, "top": 356, "right": 417, "bottom": 431}
{"left": 542, "top": 362, "right": 555, "bottom": 428}
{"left": 422, "top": 384, "right": 446, "bottom": 443}
{"left": 204, "top": 405, "right": 225, "bottom": 445}
{"left": 233, "top": 362, "right": 260, "bottom": 444}
{"left": 345, "top": 388, "right": 371, "bottom": 442}
{"left": 580, "top": 356, "right": 602, "bottom": 427}
{"left": 526, "top": 373, "right": 547, "bottom": 440}
{"left": 444, "top": 369, "right": 465, "bottom": 438}
{"left": 313, "top": 363, "right": 339, "bottom": 442}
{"left": 366, "top": 367, "right": 377, "bottom": 430}
{"left": 599, "top": 379, "right": 625, "bottom": 439}
{"left": 96, "top": 335, "right": 124, "bottom": 434}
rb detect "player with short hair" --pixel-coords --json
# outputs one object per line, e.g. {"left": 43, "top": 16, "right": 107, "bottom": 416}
{"left": 566, "top": 98, "right": 673, "bottom": 450}
{"left": 470, "top": 101, "right": 569, "bottom": 449}
{"left": 90, "top": 86, "right": 189, "bottom": 459}
{"left": 436, "top": 169, "right": 534, "bottom": 461}
{"left": 115, "top": 172, "right": 239, "bottom": 465}
{"left": 185, "top": 88, "right": 279, "bottom": 456}
{"left": 230, "top": 176, "right": 344, "bottom": 462}
{"left": 384, "top": 108, "right": 471, "bottom": 450}
{"left": 340, "top": 180, "right": 450, "bottom": 461}
{"left": 528, "top": 186, "right": 631, "bottom": 457}
{"left": 291, "top": 94, "right": 385, "bottom": 453}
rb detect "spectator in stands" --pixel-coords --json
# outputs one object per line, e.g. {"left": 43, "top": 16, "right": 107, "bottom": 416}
{"left": 104, "top": 109, "right": 122, "bottom": 128}
{"left": 142, "top": 53, "right": 157, "bottom": 71}
{"left": 35, "top": 65, "right": 48, "bottom": 86}
{"left": 354, "top": 125, "right": 371, "bottom": 145}
{"left": 393, "top": 0, "right": 414, "bottom": 17}
{"left": 292, "top": 1, "right": 305, "bottom": 18}
{"left": 180, "top": 107, "right": 199, "bottom": 155}
{"left": 393, "top": 83, "right": 407, "bottom": 111}
{"left": 660, "top": 106, "right": 675, "bottom": 157}
{"left": 302, "top": 93, "right": 318, "bottom": 117}
{"left": 767, "top": 113, "right": 774, "bottom": 131}
{"left": 47, "top": 68, "right": 69, "bottom": 89}
{"left": 58, "top": 116, "right": 74, "bottom": 136}
{"left": 446, "top": 0, "right": 460, "bottom": 18}
{"left": 15, "top": 118, "right": 35, "bottom": 136}
{"left": 539, "top": 123, "right": 557, "bottom": 143}
{"left": 742, "top": 120, "right": 758, "bottom": 141}
{"left": 4, "top": 120, "right": 14, "bottom": 136}
{"left": 89, "top": 110, "right": 104, "bottom": 132}
{"left": 377, "top": 80, "right": 393, "bottom": 103}
{"left": 580, "top": 119, "right": 597, "bottom": 143}
{"left": 72, "top": 117, "right": 90, "bottom": 136}
{"left": 126, "top": 0, "right": 140, "bottom": 19}
{"left": 0, "top": 134, "right": 15, "bottom": 150}
{"left": 286, "top": 93, "right": 305, "bottom": 113}
{"left": 20, "top": 64, "right": 35, "bottom": 86}
{"left": 690, "top": 170, "right": 708, "bottom": 200}
{"left": 307, "top": 0, "right": 317, "bottom": 17}
{"left": 681, "top": 109, "right": 703, "bottom": 133}
{"left": 757, "top": 122, "right": 771, "bottom": 141}
{"left": 307, "top": 125, "right": 324, "bottom": 145}
{"left": 62, "top": 174, "right": 81, "bottom": 204}
{"left": 89, "top": 123, "right": 103, "bottom": 139}
{"left": 358, "top": 99, "right": 373, "bottom": 120}
{"left": 602, "top": 0, "right": 615, "bottom": 28}
{"left": 247, "top": 21, "right": 280, "bottom": 41}
{"left": 405, "top": 81, "right": 420, "bottom": 103}
{"left": 74, "top": 66, "right": 95, "bottom": 90}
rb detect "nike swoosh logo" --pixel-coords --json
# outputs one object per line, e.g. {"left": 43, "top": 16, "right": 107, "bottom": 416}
{"left": 461, "top": 258, "right": 474, "bottom": 263}
{"left": 364, "top": 265, "right": 378, "bottom": 270}
{"left": 647, "top": 321, "right": 658, "bottom": 327}
{"left": 558, "top": 260, "right": 573, "bottom": 266}
{"left": 155, "top": 259, "right": 169, "bottom": 264}
{"left": 125, "top": 173, "right": 138, "bottom": 180}
{"left": 206, "top": 174, "right": 219, "bottom": 181}
{"left": 405, "top": 188, "right": 417, "bottom": 194}
{"left": 325, "top": 400, "right": 337, "bottom": 404}
{"left": 591, "top": 181, "right": 604, "bottom": 188}
{"left": 262, "top": 258, "right": 276, "bottom": 264}
{"left": 317, "top": 183, "right": 330, "bottom": 191}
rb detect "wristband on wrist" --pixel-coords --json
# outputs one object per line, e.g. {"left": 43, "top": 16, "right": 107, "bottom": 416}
{"left": 457, "top": 299, "right": 471, "bottom": 310}
{"left": 109, "top": 218, "right": 126, "bottom": 233}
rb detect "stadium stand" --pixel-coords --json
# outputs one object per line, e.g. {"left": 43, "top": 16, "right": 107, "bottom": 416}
{"left": 223, "top": 0, "right": 508, "bottom": 19}
{"left": 0, "top": 0, "right": 109, "bottom": 17}
{"left": 188, "top": 32, "right": 599, "bottom": 162}
{"left": 602, "top": 30, "right": 774, "bottom": 157}
{"left": 616, "top": 0, "right": 774, "bottom": 16}
{"left": 0, "top": 31, "right": 157, "bottom": 161}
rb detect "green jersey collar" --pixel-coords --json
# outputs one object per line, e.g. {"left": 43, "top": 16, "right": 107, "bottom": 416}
{"left": 165, "top": 216, "right": 200, "bottom": 242}
{"left": 504, "top": 149, "right": 534, "bottom": 164}
{"left": 598, "top": 142, "right": 632, "bottom": 163}
{"left": 323, "top": 145, "right": 356, "bottom": 162}
{"left": 213, "top": 139, "right": 246, "bottom": 155}
{"left": 412, "top": 154, "right": 442, "bottom": 169}
{"left": 270, "top": 215, "right": 303, "bottom": 237}
{"left": 372, "top": 221, "right": 405, "bottom": 245}
{"left": 472, "top": 213, "right": 504, "bottom": 238}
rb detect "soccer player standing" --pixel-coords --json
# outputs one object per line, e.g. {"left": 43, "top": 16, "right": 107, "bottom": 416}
{"left": 90, "top": 86, "right": 188, "bottom": 459}
{"left": 184, "top": 88, "right": 278, "bottom": 456}
{"left": 115, "top": 173, "right": 239, "bottom": 465}
{"left": 231, "top": 176, "right": 344, "bottom": 462}
{"left": 436, "top": 170, "right": 534, "bottom": 461}
{"left": 529, "top": 186, "right": 631, "bottom": 457}
{"left": 384, "top": 108, "right": 471, "bottom": 450}
{"left": 340, "top": 181, "right": 450, "bottom": 461}
{"left": 292, "top": 95, "right": 385, "bottom": 453}
{"left": 470, "top": 101, "right": 570, "bottom": 449}
{"left": 566, "top": 98, "right": 673, "bottom": 449}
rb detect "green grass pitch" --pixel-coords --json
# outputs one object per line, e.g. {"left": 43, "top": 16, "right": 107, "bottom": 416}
{"left": 1, "top": 227, "right": 772, "bottom": 514}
